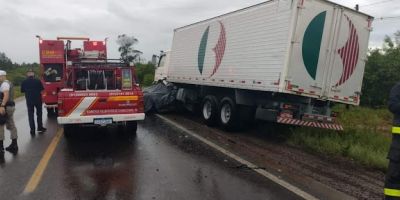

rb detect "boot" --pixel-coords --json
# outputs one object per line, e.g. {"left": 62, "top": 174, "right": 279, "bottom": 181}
{"left": 38, "top": 127, "right": 47, "bottom": 133}
{"left": 5, "top": 139, "right": 18, "bottom": 152}
{"left": 0, "top": 140, "right": 4, "bottom": 154}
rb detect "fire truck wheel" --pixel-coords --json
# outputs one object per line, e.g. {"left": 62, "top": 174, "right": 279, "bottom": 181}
{"left": 126, "top": 121, "right": 138, "bottom": 133}
{"left": 47, "top": 108, "right": 58, "bottom": 118}
{"left": 63, "top": 124, "right": 75, "bottom": 138}
{"left": 119, "top": 121, "right": 137, "bottom": 136}
{"left": 202, "top": 95, "right": 219, "bottom": 126}
{"left": 219, "top": 97, "right": 239, "bottom": 131}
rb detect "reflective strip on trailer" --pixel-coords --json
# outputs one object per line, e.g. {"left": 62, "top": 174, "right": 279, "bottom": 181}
{"left": 277, "top": 117, "right": 343, "bottom": 131}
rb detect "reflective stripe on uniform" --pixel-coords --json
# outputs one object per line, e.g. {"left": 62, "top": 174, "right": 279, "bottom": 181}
{"left": 385, "top": 188, "right": 400, "bottom": 197}
{"left": 392, "top": 127, "right": 400, "bottom": 134}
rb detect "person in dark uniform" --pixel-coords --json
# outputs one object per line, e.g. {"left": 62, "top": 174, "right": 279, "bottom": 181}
{"left": 386, "top": 83, "right": 400, "bottom": 199}
{"left": 21, "top": 69, "right": 46, "bottom": 135}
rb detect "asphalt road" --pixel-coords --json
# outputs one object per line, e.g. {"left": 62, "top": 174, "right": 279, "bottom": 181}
{"left": 0, "top": 99, "right": 302, "bottom": 200}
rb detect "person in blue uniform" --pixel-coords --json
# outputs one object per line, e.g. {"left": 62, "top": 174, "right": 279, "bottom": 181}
{"left": 21, "top": 69, "right": 46, "bottom": 135}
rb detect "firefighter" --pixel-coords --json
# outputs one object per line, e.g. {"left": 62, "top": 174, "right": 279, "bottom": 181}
{"left": 386, "top": 82, "right": 400, "bottom": 199}
{"left": 0, "top": 70, "right": 18, "bottom": 153}
{"left": 21, "top": 68, "right": 46, "bottom": 135}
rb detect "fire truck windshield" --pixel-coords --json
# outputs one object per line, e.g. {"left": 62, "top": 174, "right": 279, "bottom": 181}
{"left": 43, "top": 64, "right": 63, "bottom": 82}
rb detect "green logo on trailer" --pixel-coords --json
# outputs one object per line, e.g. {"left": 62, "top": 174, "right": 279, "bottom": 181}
{"left": 197, "top": 21, "right": 226, "bottom": 77}
{"left": 302, "top": 12, "right": 360, "bottom": 86}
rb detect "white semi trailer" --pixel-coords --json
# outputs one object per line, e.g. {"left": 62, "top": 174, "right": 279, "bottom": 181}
{"left": 157, "top": 0, "right": 373, "bottom": 130}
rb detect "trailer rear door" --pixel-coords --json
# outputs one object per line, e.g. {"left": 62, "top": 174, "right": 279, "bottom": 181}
{"left": 285, "top": 0, "right": 337, "bottom": 97}
{"left": 325, "top": 9, "right": 372, "bottom": 105}
{"left": 285, "top": 0, "right": 371, "bottom": 105}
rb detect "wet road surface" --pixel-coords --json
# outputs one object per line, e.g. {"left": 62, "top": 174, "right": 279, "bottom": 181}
{"left": 0, "top": 100, "right": 302, "bottom": 200}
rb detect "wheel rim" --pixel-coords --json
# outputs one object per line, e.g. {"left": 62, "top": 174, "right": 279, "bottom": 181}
{"left": 203, "top": 100, "right": 212, "bottom": 120}
{"left": 221, "top": 103, "right": 231, "bottom": 124}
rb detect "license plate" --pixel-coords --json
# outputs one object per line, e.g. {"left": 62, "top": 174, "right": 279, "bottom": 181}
{"left": 94, "top": 118, "right": 113, "bottom": 126}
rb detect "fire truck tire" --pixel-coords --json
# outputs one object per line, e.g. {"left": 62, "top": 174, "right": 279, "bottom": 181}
{"left": 47, "top": 108, "right": 58, "bottom": 117}
{"left": 126, "top": 121, "right": 138, "bottom": 133}
{"left": 201, "top": 95, "right": 219, "bottom": 126}
{"left": 63, "top": 124, "right": 75, "bottom": 138}
{"left": 219, "top": 97, "right": 239, "bottom": 131}
{"left": 119, "top": 121, "right": 137, "bottom": 136}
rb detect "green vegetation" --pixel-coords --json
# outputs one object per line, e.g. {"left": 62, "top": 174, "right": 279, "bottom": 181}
{"left": 362, "top": 31, "right": 400, "bottom": 107}
{"left": 287, "top": 105, "right": 391, "bottom": 171}
{"left": 13, "top": 86, "right": 22, "bottom": 99}
{"left": 135, "top": 63, "right": 155, "bottom": 87}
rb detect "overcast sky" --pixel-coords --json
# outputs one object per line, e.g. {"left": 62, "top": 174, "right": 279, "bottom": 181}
{"left": 0, "top": 0, "right": 399, "bottom": 64}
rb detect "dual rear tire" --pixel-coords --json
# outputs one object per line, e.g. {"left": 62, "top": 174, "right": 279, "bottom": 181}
{"left": 201, "top": 96, "right": 239, "bottom": 131}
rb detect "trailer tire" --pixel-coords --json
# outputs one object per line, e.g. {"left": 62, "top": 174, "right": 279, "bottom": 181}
{"left": 202, "top": 95, "right": 219, "bottom": 126}
{"left": 219, "top": 97, "right": 239, "bottom": 131}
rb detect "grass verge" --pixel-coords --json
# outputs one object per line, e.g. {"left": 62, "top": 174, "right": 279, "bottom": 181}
{"left": 286, "top": 105, "right": 392, "bottom": 171}
{"left": 13, "top": 86, "right": 22, "bottom": 99}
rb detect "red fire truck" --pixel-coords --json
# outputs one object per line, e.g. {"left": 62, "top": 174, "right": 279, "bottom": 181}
{"left": 38, "top": 37, "right": 145, "bottom": 135}
{"left": 38, "top": 37, "right": 107, "bottom": 116}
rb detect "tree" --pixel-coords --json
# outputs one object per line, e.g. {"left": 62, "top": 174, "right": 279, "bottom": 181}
{"left": 0, "top": 52, "right": 13, "bottom": 69}
{"left": 116, "top": 34, "right": 142, "bottom": 63}
{"left": 361, "top": 31, "right": 400, "bottom": 107}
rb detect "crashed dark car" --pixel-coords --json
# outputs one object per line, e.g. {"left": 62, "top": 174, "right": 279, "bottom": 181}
{"left": 143, "top": 81, "right": 178, "bottom": 113}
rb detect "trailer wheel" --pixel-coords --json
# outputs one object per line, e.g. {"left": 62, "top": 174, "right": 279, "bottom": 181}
{"left": 202, "top": 95, "right": 219, "bottom": 126}
{"left": 219, "top": 97, "right": 239, "bottom": 131}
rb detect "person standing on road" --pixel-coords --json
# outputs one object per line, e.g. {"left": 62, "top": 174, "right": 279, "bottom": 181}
{"left": 21, "top": 68, "right": 46, "bottom": 135}
{"left": 0, "top": 70, "right": 18, "bottom": 153}
{"left": 386, "top": 83, "right": 400, "bottom": 199}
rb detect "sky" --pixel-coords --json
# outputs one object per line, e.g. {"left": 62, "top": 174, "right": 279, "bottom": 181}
{"left": 0, "top": 0, "right": 399, "bottom": 64}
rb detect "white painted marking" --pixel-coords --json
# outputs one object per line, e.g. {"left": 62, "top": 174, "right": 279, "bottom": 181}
{"left": 69, "top": 97, "right": 97, "bottom": 117}
{"left": 156, "top": 114, "right": 319, "bottom": 200}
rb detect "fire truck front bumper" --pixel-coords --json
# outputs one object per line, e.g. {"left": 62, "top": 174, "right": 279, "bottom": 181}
{"left": 57, "top": 113, "right": 145, "bottom": 125}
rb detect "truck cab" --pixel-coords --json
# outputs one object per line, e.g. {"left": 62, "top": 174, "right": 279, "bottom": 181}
{"left": 57, "top": 62, "right": 145, "bottom": 136}
{"left": 153, "top": 51, "right": 170, "bottom": 82}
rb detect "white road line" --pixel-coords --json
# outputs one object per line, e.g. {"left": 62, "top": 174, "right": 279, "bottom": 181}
{"left": 156, "top": 114, "right": 319, "bottom": 200}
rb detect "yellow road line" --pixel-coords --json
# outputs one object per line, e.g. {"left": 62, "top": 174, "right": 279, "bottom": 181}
{"left": 23, "top": 128, "right": 63, "bottom": 194}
